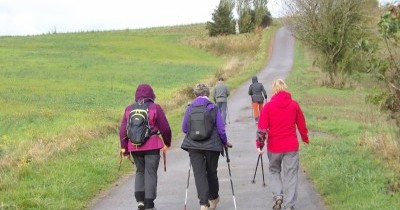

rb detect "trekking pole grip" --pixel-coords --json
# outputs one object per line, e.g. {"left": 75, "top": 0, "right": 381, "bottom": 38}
{"left": 225, "top": 147, "right": 230, "bottom": 163}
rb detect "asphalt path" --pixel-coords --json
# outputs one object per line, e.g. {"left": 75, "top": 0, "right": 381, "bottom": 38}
{"left": 90, "top": 26, "right": 325, "bottom": 210}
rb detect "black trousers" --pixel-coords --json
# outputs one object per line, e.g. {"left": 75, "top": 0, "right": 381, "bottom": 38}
{"left": 131, "top": 149, "right": 160, "bottom": 208}
{"left": 188, "top": 149, "right": 220, "bottom": 206}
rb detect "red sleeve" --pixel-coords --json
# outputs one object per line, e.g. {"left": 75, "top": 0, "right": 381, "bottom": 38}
{"left": 257, "top": 104, "right": 269, "bottom": 132}
{"left": 256, "top": 104, "right": 269, "bottom": 148}
{"left": 295, "top": 102, "right": 309, "bottom": 143}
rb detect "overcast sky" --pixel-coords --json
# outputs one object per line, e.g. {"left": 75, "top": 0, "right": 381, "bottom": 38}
{"left": 0, "top": 0, "right": 395, "bottom": 36}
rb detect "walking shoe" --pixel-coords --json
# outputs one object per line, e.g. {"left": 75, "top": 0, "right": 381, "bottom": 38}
{"left": 272, "top": 198, "right": 283, "bottom": 210}
{"left": 145, "top": 208, "right": 156, "bottom": 210}
{"left": 209, "top": 197, "right": 220, "bottom": 210}
{"left": 200, "top": 205, "right": 210, "bottom": 210}
{"left": 137, "top": 201, "right": 145, "bottom": 210}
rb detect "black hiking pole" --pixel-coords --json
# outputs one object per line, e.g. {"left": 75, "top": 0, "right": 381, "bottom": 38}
{"left": 251, "top": 154, "right": 261, "bottom": 184}
{"left": 260, "top": 154, "right": 266, "bottom": 187}
{"left": 224, "top": 147, "right": 237, "bottom": 210}
{"left": 184, "top": 162, "right": 191, "bottom": 210}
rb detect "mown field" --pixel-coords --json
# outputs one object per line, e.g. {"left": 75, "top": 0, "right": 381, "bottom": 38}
{"left": 0, "top": 24, "right": 278, "bottom": 209}
{"left": 289, "top": 43, "right": 400, "bottom": 209}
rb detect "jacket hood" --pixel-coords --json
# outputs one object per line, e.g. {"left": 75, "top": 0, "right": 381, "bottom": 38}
{"left": 135, "top": 84, "right": 156, "bottom": 102}
{"left": 191, "top": 96, "right": 215, "bottom": 110}
{"left": 271, "top": 91, "right": 292, "bottom": 108}
{"left": 252, "top": 76, "right": 258, "bottom": 83}
{"left": 192, "top": 96, "right": 211, "bottom": 106}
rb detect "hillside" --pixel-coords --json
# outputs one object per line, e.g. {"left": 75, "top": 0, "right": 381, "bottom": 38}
{"left": 0, "top": 24, "right": 277, "bottom": 209}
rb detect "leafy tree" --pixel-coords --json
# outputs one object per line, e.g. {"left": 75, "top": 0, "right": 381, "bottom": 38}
{"left": 236, "top": 0, "right": 255, "bottom": 33}
{"left": 283, "top": 0, "right": 370, "bottom": 85}
{"left": 368, "top": 4, "right": 400, "bottom": 130}
{"left": 253, "top": 0, "right": 272, "bottom": 27}
{"left": 206, "top": 0, "right": 236, "bottom": 36}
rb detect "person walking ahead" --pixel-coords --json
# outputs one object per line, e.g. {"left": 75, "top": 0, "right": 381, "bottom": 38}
{"left": 248, "top": 76, "right": 267, "bottom": 123}
{"left": 119, "top": 84, "right": 172, "bottom": 210}
{"left": 213, "top": 77, "right": 230, "bottom": 124}
{"left": 256, "top": 79, "right": 309, "bottom": 210}
{"left": 181, "top": 83, "right": 232, "bottom": 210}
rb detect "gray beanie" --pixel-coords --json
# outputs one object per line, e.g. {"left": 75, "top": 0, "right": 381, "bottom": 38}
{"left": 194, "top": 83, "right": 210, "bottom": 97}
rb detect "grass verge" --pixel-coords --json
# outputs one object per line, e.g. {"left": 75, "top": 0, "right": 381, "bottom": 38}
{"left": 287, "top": 42, "right": 400, "bottom": 209}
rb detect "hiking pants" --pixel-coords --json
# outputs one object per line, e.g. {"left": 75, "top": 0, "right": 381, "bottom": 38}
{"left": 188, "top": 149, "right": 220, "bottom": 206}
{"left": 216, "top": 102, "right": 228, "bottom": 124}
{"left": 132, "top": 150, "right": 160, "bottom": 205}
{"left": 252, "top": 102, "right": 263, "bottom": 120}
{"left": 267, "top": 151, "right": 299, "bottom": 209}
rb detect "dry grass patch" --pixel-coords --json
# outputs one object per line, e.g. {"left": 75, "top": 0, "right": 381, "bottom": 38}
{"left": 358, "top": 131, "right": 400, "bottom": 193}
{"left": 184, "top": 30, "right": 263, "bottom": 57}
{"left": 0, "top": 123, "right": 116, "bottom": 170}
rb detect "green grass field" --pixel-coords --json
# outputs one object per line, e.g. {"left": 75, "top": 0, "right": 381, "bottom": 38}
{"left": 288, "top": 44, "right": 400, "bottom": 209}
{"left": 0, "top": 24, "right": 277, "bottom": 209}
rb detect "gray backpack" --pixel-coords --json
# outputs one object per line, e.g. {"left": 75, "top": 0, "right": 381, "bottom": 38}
{"left": 187, "top": 103, "right": 215, "bottom": 141}
{"left": 126, "top": 103, "right": 152, "bottom": 146}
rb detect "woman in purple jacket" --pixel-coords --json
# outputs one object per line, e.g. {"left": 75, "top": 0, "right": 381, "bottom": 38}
{"left": 119, "top": 84, "right": 172, "bottom": 210}
{"left": 181, "top": 83, "right": 231, "bottom": 210}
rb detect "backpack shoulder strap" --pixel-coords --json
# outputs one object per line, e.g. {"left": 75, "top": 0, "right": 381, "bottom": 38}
{"left": 207, "top": 102, "right": 217, "bottom": 122}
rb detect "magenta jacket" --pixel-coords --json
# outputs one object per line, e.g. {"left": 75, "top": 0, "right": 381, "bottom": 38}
{"left": 119, "top": 84, "right": 172, "bottom": 154}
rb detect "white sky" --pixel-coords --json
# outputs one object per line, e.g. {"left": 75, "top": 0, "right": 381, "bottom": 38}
{"left": 0, "top": 0, "right": 395, "bottom": 36}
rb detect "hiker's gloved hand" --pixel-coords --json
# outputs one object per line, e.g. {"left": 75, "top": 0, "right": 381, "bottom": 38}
{"left": 224, "top": 142, "right": 233, "bottom": 148}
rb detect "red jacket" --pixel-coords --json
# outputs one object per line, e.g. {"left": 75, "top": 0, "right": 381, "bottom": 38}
{"left": 257, "top": 91, "right": 309, "bottom": 153}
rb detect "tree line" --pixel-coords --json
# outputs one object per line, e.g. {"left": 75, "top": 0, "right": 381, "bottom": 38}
{"left": 206, "top": 0, "right": 273, "bottom": 36}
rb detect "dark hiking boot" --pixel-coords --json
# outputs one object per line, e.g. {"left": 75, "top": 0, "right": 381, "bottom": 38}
{"left": 137, "top": 201, "right": 145, "bottom": 210}
{"left": 272, "top": 198, "right": 282, "bottom": 210}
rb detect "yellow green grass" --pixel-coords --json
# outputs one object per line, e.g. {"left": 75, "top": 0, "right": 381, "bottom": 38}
{"left": 0, "top": 24, "right": 278, "bottom": 209}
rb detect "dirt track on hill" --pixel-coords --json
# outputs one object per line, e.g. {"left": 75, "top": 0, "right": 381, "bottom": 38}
{"left": 90, "top": 26, "right": 326, "bottom": 210}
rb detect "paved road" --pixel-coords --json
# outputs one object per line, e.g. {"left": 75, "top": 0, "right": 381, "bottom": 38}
{"left": 90, "top": 26, "right": 325, "bottom": 210}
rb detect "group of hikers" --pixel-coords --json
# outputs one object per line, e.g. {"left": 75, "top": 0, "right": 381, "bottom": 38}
{"left": 118, "top": 76, "right": 309, "bottom": 210}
